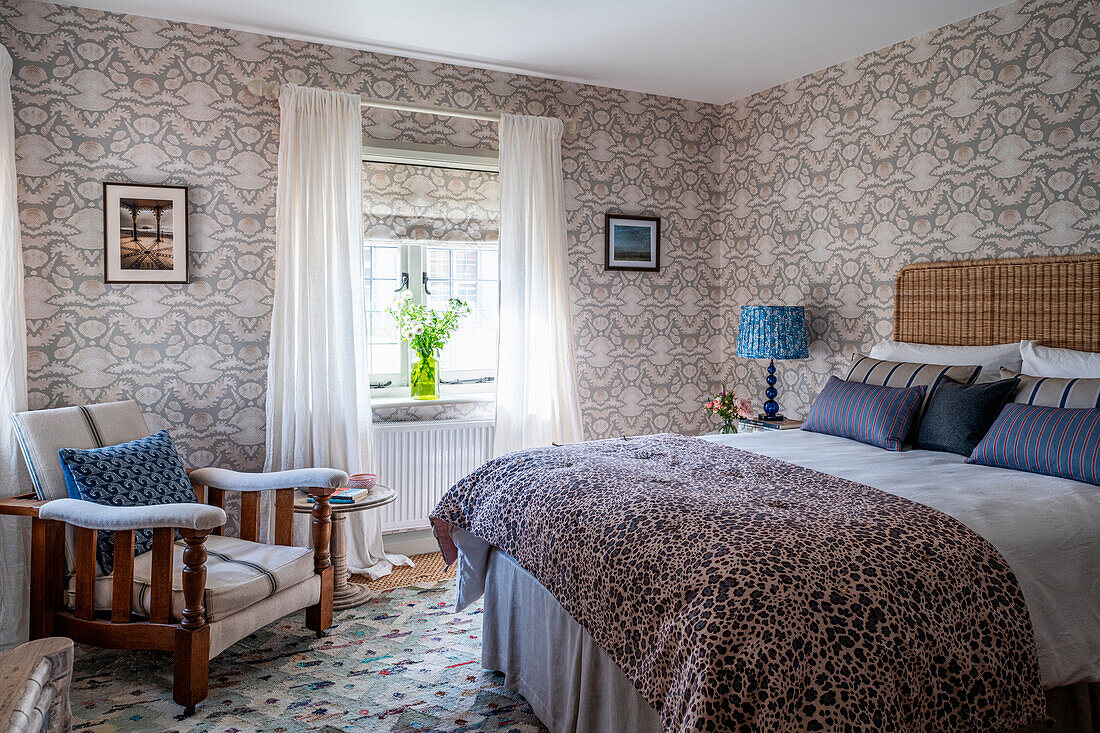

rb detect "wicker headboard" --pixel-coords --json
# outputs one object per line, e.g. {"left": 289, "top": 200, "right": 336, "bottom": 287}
{"left": 893, "top": 254, "right": 1100, "bottom": 352}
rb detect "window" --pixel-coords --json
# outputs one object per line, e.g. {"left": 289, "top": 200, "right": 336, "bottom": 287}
{"left": 364, "top": 243, "right": 499, "bottom": 390}
{"left": 362, "top": 147, "right": 499, "bottom": 397}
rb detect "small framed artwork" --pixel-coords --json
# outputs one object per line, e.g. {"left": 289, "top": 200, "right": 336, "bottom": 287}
{"left": 103, "top": 182, "right": 189, "bottom": 283}
{"left": 605, "top": 213, "right": 660, "bottom": 272}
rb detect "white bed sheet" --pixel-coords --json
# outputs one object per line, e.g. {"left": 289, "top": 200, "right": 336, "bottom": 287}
{"left": 702, "top": 429, "right": 1100, "bottom": 688}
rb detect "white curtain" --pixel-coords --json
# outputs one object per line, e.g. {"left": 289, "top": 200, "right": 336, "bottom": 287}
{"left": 265, "top": 84, "right": 409, "bottom": 578}
{"left": 0, "top": 43, "right": 30, "bottom": 650}
{"left": 494, "top": 114, "right": 584, "bottom": 455}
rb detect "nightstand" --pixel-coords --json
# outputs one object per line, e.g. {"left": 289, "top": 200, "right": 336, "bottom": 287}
{"left": 737, "top": 417, "right": 803, "bottom": 433}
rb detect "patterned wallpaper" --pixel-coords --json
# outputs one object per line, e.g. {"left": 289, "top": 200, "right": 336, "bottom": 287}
{"left": 0, "top": 0, "right": 727, "bottom": 470}
{"left": 3, "top": 0, "right": 1094, "bottom": 469}
{"left": 720, "top": 0, "right": 1099, "bottom": 418}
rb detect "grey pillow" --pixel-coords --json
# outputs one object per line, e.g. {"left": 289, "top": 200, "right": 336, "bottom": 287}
{"left": 916, "top": 376, "right": 1020, "bottom": 456}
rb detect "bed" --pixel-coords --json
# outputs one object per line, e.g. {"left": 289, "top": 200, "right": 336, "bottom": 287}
{"left": 434, "top": 254, "right": 1100, "bottom": 733}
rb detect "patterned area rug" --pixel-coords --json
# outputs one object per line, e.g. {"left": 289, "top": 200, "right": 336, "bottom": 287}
{"left": 356, "top": 552, "right": 456, "bottom": 592}
{"left": 70, "top": 580, "right": 547, "bottom": 732}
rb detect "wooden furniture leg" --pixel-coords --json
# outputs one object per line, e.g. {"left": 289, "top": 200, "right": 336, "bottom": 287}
{"left": 174, "top": 530, "right": 211, "bottom": 714}
{"left": 29, "top": 518, "right": 63, "bottom": 640}
{"left": 306, "top": 493, "right": 334, "bottom": 636}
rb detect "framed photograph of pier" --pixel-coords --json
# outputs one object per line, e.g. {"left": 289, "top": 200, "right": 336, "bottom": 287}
{"left": 605, "top": 213, "right": 660, "bottom": 272}
{"left": 102, "top": 182, "right": 189, "bottom": 283}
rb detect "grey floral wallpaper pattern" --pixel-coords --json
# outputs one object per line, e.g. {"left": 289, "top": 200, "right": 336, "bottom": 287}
{"left": 720, "top": 0, "right": 1099, "bottom": 417}
{"left": 1, "top": 0, "right": 726, "bottom": 470}
{"left": 2, "top": 0, "right": 1095, "bottom": 469}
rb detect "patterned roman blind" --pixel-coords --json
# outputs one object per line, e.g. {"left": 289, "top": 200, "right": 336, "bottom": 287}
{"left": 362, "top": 161, "right": 499, "bottom": 246}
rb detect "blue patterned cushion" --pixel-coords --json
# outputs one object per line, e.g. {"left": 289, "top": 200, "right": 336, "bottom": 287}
{"left": 967, "top": 403, "right": 1100, "bottom": 486}
{"left": 58, "top": 430, "right": 197, "bottom": 573}
{"left": 802, "top": 376, "right": 926, "bottom": 451}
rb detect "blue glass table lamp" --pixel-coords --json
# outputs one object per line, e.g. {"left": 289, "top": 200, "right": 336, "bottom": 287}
{"left": 735, "top": 305, "right": 809, "bottom": 421}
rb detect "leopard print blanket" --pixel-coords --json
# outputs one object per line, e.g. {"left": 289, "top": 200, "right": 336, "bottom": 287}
{"left": 430, "top": 434, "right": 1045, "bottom": 733}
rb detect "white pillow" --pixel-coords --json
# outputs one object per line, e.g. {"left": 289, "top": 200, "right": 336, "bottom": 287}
{"left": 868, "top": 339, "right": 1029, "bottom": 383}
{"left": 1020, "top": 341, "right": 1100, "bottom": 378}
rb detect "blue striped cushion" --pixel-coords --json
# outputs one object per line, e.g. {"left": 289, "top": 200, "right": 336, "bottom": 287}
{"left": 802, "top": 376, "right": 926, "bottom": 451}
{"left": 967, "top": 403, "right": 1100, "bottom": 486}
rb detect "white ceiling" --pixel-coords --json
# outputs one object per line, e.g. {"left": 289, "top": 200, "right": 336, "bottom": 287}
{"left": 55, "top": 0, "right": 1008, "bottom": 104}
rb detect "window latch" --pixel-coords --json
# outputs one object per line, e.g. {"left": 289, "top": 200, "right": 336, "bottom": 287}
{"left": 422, "top": 272, "right": 432, "bottom": 295}
{"left": 394, "top": 273, "right": 409, "bottom": 292}
{"left": 370, "top": 380, "right": 393, "bottom": 389}
{"left": 440, "top": 376, "right": 495, "bottom": 385}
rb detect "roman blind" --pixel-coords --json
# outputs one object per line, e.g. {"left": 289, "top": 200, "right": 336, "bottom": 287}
{"left": 362, "top": 161, "right": 499, "bottom": 246}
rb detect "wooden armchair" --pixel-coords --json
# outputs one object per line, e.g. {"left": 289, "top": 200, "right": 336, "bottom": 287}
{"left": 1, "top": 400, "right": 345, "bottom": 714}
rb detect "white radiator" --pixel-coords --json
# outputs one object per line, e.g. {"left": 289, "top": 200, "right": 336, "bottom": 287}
{"left": 373, "top": 418, "right": 495, "bottom": 532}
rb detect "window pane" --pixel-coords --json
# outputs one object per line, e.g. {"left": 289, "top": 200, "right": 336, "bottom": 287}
{"left": 370, "top": 313, "right": 397, "bottom": 343}
{"left": 372, "top": 246, "right": 401, "bottom": 280}
{"left": 427, "top": 248, "right": 450, "bottom": 279}
{"left": 371, "top": 283, "right": 398, "bottom": 311}
{"left": 427, "top": 280, "right": 451, "bottom": 308}
{"left": 452, "top": 281, "right": 477, "bottom": 301}
{"left": 454, "top": 250, "right": 477, "bottom": 280}
{"left": 370, "top": 343, "right": 401, "bottom": 376}
{"left": 478, "top": 250, "right": 498, "bottom": 282}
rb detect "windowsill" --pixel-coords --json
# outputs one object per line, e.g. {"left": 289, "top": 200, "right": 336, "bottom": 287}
{"left": 371, "top": 392, "right": 495, "bottom": 409}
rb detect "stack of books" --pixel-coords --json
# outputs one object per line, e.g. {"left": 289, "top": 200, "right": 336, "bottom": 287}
{"left": 738, "top": 417, "right": 803, "bottom": 431}
{"left": 306, "top": 486, "right": 375, "bottom": 504}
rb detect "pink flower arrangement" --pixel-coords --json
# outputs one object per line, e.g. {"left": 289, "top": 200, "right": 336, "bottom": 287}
{"left": 704, "top": 387, "right": 753, "bottom": 427}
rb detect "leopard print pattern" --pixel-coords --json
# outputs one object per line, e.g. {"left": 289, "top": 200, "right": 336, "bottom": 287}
{"left": 431, "top": 434, "right": 1045, "bottom": 733}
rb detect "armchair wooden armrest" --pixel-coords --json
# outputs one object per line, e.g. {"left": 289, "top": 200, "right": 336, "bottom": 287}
{"left": 187, "top": 467, "right": 343, "bottom": 555}
{"left": 0, "top": 494, "right": 47, "bottom": 517}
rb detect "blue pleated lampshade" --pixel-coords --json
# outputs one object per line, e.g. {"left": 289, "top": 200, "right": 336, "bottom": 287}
{"left": 735, "top": 305, "right": 809, "bottom": 360}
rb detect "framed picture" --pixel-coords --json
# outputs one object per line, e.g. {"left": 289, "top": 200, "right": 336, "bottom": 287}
{"left": 605, "top": 213, "right": 660, "bottom": 272}
{"left": 103, "top": 182, "right": 189, "bottom": 283}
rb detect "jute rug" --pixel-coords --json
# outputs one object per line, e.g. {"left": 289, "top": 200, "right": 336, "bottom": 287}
{"left": 354, "top": 551, "right": 456, "bottom": 592}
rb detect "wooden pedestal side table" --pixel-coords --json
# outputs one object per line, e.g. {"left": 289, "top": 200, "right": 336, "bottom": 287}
{"left": 294, "top": 484, "right": 397, "bottom": 611}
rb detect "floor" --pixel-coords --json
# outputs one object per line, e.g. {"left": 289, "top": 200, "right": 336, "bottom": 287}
{"left": 69, "top": 579, "right": 548, "bottom": 732}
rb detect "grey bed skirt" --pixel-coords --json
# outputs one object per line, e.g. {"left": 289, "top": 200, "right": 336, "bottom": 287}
{"left": 480, "top": 548, "right": 1099, "bottom": 733}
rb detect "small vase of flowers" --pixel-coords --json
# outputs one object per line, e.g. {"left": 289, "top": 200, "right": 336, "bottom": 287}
{"left": 704, "top": 388, "right": 753, "bottom": 434}
{"left": 387, "top": 292, "right": 471, "bottom": 400}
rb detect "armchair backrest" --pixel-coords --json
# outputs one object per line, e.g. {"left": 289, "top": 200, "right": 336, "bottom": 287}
{"left": 11, "top": 400, "right": 152, "bottom": 571}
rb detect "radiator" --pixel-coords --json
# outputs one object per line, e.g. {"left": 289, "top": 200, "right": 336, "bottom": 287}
{"left": 373, "top": 418, "right": 494, "bottom": 532}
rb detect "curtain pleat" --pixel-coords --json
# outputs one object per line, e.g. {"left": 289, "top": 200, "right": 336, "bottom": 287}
{"left": 265, "top": 84, "right": 409, "bottom": 577}
{"left": 494, "top": 114, "right": 584, "bottom": 454}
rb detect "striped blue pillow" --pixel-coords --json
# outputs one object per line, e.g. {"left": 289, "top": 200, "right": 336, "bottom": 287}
{"left": 802, "top": 376, "right": 926, "bottom": 451}
{"left": 967, "top": 403, "right": 1100, "bottom": 486}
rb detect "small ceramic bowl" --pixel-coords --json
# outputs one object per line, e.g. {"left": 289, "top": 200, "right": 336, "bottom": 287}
{"left": 348, "top": 473, "right": 377, "bottom": 490}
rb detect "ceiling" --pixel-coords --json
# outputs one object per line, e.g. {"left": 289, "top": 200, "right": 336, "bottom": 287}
{"left": 55, "top": 0, "right": 1009, "bottom": 104}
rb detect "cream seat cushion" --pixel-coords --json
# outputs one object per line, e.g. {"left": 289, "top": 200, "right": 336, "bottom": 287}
{"left": 67, "top": 534, "right": 315, "bottom": 623}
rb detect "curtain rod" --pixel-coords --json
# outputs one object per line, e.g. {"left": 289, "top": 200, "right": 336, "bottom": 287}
{"left": 247, "top": 79, "right": 578, "bottom": 134}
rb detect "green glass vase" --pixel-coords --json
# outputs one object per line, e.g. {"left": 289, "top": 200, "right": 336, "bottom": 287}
{"left": 410, "top": 353, "right": 439, "bottom": 400}
{"left": 718, "top": 418, "right": 739, "bottom": 434}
